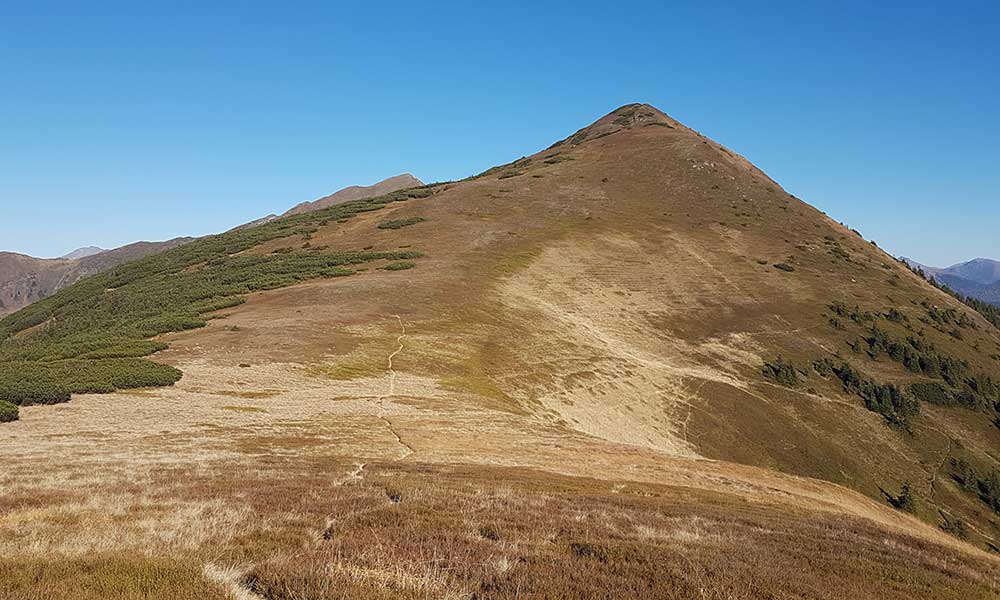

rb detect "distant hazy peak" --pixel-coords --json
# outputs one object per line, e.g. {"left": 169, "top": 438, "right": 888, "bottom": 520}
{"left": 902, "top": 256, "right": 1000, "bottom": 286}
{"left": 60, "top": 246, "right": 106, "bottom": 260}
{"left": 943, "top": 258, "right": 1000, "bottom": 285}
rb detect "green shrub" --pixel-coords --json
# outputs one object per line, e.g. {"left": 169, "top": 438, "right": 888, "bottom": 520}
{"left": 940, "top": 515, "right": 969, "bottom": 540}
{"left": 891, "top": 482, "right": 917, "bottom": 513}
{"left": 377, "top": 217, "right": 425, "bottom": 230}
{"left": 0, "top": 359, "right": 182, "bottom": 406}
{"left": 80, "top": 340, "right": 169, "bottom": 359}
{"left": 382, "top": 261, "right": 416, "bottom": 271}
{"left": 862, "top": 326, "right": 967, "bottom": 385}
{"left": 813, "top": 358, "right": 835, "bottom": 378}
{"left": 829, "top": 302, "right": 877, "bottom": 324}
{"left": 763, "top": 357, "right": 799, "bottom": 386}
{"left": 833, "top": 362, "right": 919, "bottom": 430}
{"left": 884, "top": 308, "right": 907, "bottom": 323}
{"left": 909, "top": 382, "right": 952, "bottom": 405}
{"left": 952, "top": 458, "right": 1000, "bottom": 515}
{"left": 0, "top": 400, "right": 17, "bottom": 422}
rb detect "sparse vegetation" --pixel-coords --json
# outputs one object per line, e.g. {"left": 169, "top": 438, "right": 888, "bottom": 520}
{"left": 377, "top": 217, "right": 426, "bottom": 230}
{"left": 773, "top": 263, "right": 795, "bottom": 272}
{"left": 382, "top": 261, "right": 416, "bottom": 271}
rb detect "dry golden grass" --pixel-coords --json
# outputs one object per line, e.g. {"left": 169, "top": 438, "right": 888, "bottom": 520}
{"left": 3, "top": 355, "right": 998, "bottom": 598}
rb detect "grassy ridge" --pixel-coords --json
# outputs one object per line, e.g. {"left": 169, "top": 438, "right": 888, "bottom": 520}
{"left": 0, "top": 186, "right": 434, "bottom": 411}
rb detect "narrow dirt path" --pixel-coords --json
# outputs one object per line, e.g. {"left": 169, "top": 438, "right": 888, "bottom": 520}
{"left": 205, "top": 315, "right": 414, "bottom": 596}
{"left": 376, "top": 314, "right": 415, "bottom": 459}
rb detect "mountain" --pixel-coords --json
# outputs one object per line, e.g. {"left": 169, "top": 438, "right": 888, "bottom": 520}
{"left": 60, "top": 246, "right": 106, "bottom": 260}
{"left": 0, "top": 177, "right": 421, "bottom": 316}
{"left": 945, "top": 258, "right": 1000, "bottom": 285}
{"left": 903, "top": 256, "right": 1000, "bottom": 305}
{"left": 283, "top": 173, "right": 423, "bottom": 216}
{"left": 0, "top": 238, "right": 192, "bottom": 317}
{"left": 936, "top": 275, "right": 1000, "bottom": 306}
{"left": 2, "top": 104, "right": 999, "bottom": 597}
{"left": 901, "top": 256, "right": 943, "bottom": 278}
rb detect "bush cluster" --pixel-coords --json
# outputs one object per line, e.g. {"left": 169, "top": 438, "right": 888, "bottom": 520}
{"left": 762, "top": 357, "right": 799, "bottom": 386}
{"left": 860, "top": 325, "right": 1000, "bottom": 413}
{"left": 829, "top": 302, "right": 878, "bottom": 325}
{"left": 0, "top": 400, "right": 17, "bottom": 422}
{"left": 889, "top": 482, "right": 917, "bottom": 513}
{"left": 0, "top": 359, "right": 183, "bottom": 406}
{"left": 863, "top": 326, "right": 967, "bottom": 384}
{"left": 921, "top": 300, "right": 977, "bottom": 331}
{"left": 382, "top": 261, "right": 416, "bottom": 271}
{"left": 833, "top": 362, "right": 919, "bottom": 430}
{"left": 951, "top": 458, "right": 1000, "bottom": 515}
{"left": 377, "top": 217, "right": 426, "bottom": 230}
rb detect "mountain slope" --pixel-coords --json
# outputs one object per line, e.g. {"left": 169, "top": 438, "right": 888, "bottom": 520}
{"left": 0, "top": 176, "right": 422, "bottom": 317}
{"left": 2, "top": 104, "right": 999, "bottom": 598}
{"left": 283, "top": 173, "right": 423, "bottom": 216}
{"left": 0, "top": 238, "right": 192, "bottom": 317}
{"left": 937, "top": 274, "right": 1000, "bottom": 306}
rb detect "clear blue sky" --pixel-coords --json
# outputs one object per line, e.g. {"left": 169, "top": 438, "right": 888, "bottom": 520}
{"left": 2, "top": 1, "right": 997, "bottom": 266}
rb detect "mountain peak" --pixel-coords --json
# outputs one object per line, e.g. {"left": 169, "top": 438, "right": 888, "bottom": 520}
{"left": 60, "top": 246, "right": 106, "bottom": 260}
{"left": 551, "top": 103, "right": 681, "bottom": 148}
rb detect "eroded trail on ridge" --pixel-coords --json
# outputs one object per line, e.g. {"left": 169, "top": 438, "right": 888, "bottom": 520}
{"left": 375, "top": 314, "right": 414, "bottom": 460}
{"left": 204, "top": 315, "right": 417, "bottom": 599}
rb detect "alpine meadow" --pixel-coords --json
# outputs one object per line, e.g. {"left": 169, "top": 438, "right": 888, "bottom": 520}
{"left": 3, "top": 4, "right": 1000, "bottom": 598}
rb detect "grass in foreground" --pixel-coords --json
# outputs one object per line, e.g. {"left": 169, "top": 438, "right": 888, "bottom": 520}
{"left": 29, "top": 458, "right": 981, "bottom": 600}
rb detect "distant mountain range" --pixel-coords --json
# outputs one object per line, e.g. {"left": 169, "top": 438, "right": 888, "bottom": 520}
{"left": 0, "top": 174, "right": 422, "bottom": 316}
{"left": 902, "top": 257, "right": 1000, "bottom": 306}
{"left": 0, "top": 239, "right": 193, "bottom": 316}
